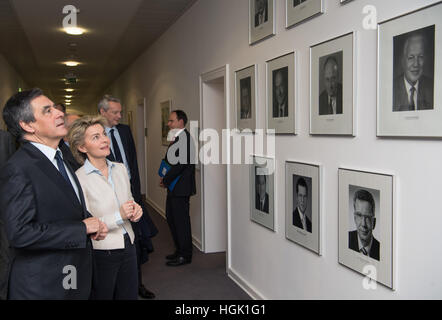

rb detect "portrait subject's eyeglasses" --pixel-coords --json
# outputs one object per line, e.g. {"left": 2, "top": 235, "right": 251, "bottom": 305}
{"left": 354, "top": 213, "right": 374, "bottom": 223}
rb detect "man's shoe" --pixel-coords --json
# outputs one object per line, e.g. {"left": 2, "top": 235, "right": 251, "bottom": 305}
{"left": 165, "top": 252, "right": 178, "bottom": 260}
{"left": 138, "top": 285, "right": 155, "bottom": 299}
{"left": 166, "top": 256, "right": 191, "bottom": 267}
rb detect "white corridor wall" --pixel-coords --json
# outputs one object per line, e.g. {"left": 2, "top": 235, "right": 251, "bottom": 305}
{"left": 107, "top": 0, "right": 442, "bottom": 299}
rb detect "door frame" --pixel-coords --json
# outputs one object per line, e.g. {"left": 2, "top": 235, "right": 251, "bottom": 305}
{"left": 199, "top": 65, "right": 231, "bottom": 268}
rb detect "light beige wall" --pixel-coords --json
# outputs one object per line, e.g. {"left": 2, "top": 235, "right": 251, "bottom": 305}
{"left": 107, "top": 0, "right": 442, "bottom": 299}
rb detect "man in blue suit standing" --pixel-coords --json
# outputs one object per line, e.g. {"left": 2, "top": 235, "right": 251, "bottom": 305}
{"left": 99, "top": 95, "right": 158, "bottom": 299}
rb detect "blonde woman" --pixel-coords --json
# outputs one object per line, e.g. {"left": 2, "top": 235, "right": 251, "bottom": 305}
{"left": 68, "top": 115, "right": 142, "bottom": 300}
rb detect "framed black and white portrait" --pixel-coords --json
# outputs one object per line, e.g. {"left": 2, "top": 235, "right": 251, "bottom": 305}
{"left": 236, "top": 65, "right": 257, "bottom": 131}
{"left": 338, "top": 168, "right": 395, "bottom": 290}
{"left": 250, "top": 155, "right": 275, "bottom": 231}
{"left": 285, "top": 161, "right": 321, "bottom": 255}
{"left": 266, "top": 52, "right": 297, "bottom": 134}
{"left": 249, "top": 0, "right": 275, "bottom": 45}
{"left": 310, "top": 32, "right": 356, "bottom": 135}
{"left": 161, "top": 99, "right": 172, "bottom": 146}
{"left": 377, "top": 2, "right": 442, "bottom": 137}
{"left": 286, "top": 0, "right": 323, "bottom": 29}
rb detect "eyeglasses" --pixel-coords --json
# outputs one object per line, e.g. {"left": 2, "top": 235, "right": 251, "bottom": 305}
{"left": 354, "top": 213, "right": 374, "bottom": 223}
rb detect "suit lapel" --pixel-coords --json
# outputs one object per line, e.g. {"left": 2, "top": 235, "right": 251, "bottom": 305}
{"left": 64, "top": 160, "right": 88, "bottom": 217}
{"left": 117, "top": 125, "right": 130, "bottom": 160}
{"left": 24, "top": 143, "right": 83, "bottom": 209}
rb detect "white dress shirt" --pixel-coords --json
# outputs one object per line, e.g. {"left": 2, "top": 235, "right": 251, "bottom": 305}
{"left": 404, "top": 77, "right": 419, "bottom": 109}
{"left": 358, "top": 235, "right": 373, "bottom": 256}
{"left": 328, "top": 96, "right": 337, "bottom": 114}
{"left": 30, "top": 142, "right": 80, "bottom": 202}
{"left": 297, "top": 208, "right": 307, "bottom": 231}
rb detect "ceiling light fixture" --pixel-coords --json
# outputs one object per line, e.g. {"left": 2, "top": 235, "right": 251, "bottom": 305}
{"left": 64, "top": 27, "right": 85, "bottom": 35}
{"left": 65, "top": 89, "right": 74, "bottom": 92}
{"left": 65, "top": 95, "right": 73, "bottom": 99}
{"left": 64, "top": 61, "right": 80, "bottom": 67}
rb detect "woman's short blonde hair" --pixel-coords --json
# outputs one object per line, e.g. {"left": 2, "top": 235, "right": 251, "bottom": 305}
{"left": 67, "top": 115, "right": 108, "bottom": 165}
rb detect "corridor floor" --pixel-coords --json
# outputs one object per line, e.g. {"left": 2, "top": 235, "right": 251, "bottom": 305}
{"left": 139, "top": 204, "right": 251, "bottom": 300}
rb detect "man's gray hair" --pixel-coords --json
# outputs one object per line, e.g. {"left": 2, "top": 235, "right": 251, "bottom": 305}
{"left": 97, "top": 94, "right": 121, "bottom": 113}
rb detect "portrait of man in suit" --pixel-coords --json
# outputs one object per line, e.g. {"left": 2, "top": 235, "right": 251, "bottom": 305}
{"left": 255, "top": 0, "right": 268, "bottom": 27}
{"left": 392, "top": 25, "right": 435, "bottom": 112}
{"left": 272, "top": 67, "right": 289, "bottom": 118}
{"left": 348, "top": 188, "right": 380, "bottom": 261}
{"left": 293, "top": 0, "right": 307, "bottom": 7}
{"left": 240, "top": 77, "right": 252, "bottom": 119}
{"left": 255, "top": 170, "right": 269, "bottom": 214}
{"left": 292, "top": 176, "right": 312, "bottom": 233}
{"left": 319, "top": 52, "right": 343, "bottom": 115}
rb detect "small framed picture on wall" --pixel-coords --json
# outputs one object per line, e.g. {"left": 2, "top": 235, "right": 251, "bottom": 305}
{"left": 310, "top": 32, "right": 356, "bottom": 135}
{"left": 338, "top": 168, "right": 395, "bottom": 290}
{"left": 250, "top": 155, "right": 275, "bottom": 231}
{"left": 266, "top": 52, "right": 297, "bottom": 134}
{"left": 160, "top": 100, "right": 172, "bottom": 146}
{"left": 286, "top": 0, "right": 324, "bottom": 29}
{"left": 377, "top": 2, "right": 442, "bottom": 137}
{"left": 235, "top": 65, "right": 257, "bottom": 131}
{"left": 249, "top": 0, "right": 275, "bottom": 45}
{"left": 285, "top": 161, "right": 321, "bottom": 255}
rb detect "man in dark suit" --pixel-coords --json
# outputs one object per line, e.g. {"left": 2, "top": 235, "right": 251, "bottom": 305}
{"left": 161, "top": 110, "right": 196, "bottom": 267}
{"left": 393, "top": 33, "right": 434, "bottom": 111}
{"left": 292, "top": 177, "right": 312, "bottom": 233}
{"left": 58, "top": 114, "right": 81, "bottom": 172}
{"left": 0, "top": 88, "right": 107, "bottom": 299}
{"left": 348, "top": 189, "right": 380, "bottom": 261}
{"left": 254, "top": 0, "right": 268, "bottom": 27}
{"left": 98, "top": 94, "right": 158, "bottom": 299}
{"left": 255, "top": 173, "right": 269, "bottom": 214}
{"left": 0, "top": 129, "right": 16, "bottom": 300}
{"left": 319, "top": 56, "right": 343, "bottom": 115}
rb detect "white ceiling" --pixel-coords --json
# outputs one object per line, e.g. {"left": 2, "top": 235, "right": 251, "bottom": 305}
{"left": 0, "top": 0, "right": 197, "bottom": 113}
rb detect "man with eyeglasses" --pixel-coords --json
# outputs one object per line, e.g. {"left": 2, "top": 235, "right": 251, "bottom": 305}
{"left": 348, "top": 189, "right": 380, "bottom": 261}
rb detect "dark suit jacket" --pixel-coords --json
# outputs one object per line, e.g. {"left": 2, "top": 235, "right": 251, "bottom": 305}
{"left": 0, "top": 130, "right": 16, "bottom": 168}
{"left": 0, "top": 142, "right": 92, "bottom": 299}
{"left": 292, "top": 208, "right": 312, "bottom": 233}
{"left": 255, "top": 193, "right": 269, "bottom": 214}
{"left": 163, "top": 129, "right": 196, "bottom": 198}
{"left": 393, "top": 74, "right": 434, "bottom": 111}
{"left": 0, "top": 130, "right": 16, "bottom": 300}
{"left": 348, "top": 230, "right": 380, "bottom": 261}
{"left": 319, "top": 83, "right": 343, "bottom": 115}
{"left": 107, "top": 124, "right": 158, "bottom": 264}
{"left": 58, "top": 140, "right": 81, "bottom": 172}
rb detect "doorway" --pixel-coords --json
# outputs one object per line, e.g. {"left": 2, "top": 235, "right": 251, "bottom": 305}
{"left": 200, "top": 65, "right": 230, "bottom": 255}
